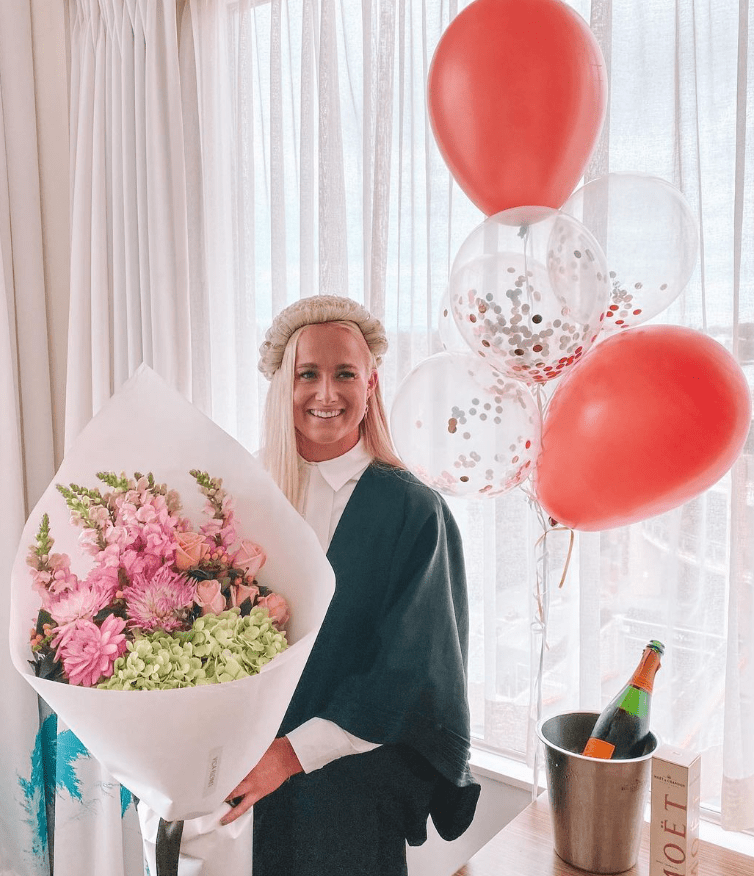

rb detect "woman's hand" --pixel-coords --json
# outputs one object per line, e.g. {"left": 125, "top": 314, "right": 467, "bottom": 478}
{"left": 220, "top": 736, "right": 303, "bottom": 825}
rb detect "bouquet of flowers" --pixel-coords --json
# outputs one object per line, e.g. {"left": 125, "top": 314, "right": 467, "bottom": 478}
{"left": 27, "top": 468, "right": 290, "bottom": 691}
{"left": 10, "top": 366, "right": 335, "bottom": 825}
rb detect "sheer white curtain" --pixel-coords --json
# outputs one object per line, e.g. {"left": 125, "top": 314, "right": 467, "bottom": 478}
{"left": 184, "top": 0, "right": 480, "bottom": 447}
{"left": 0, "top": 2, "right": 58, "bottom": 873}
{"left": 65, "top": 0, "right": 196, "bottom": 446}
{"left": 46, "top": 1, "right": 202, "bottom": 873}
{"left": 544, "top": 0, "right": 754, "bottom": 831}
{"left": 185, "top": 0, "right": 754, "bottom": 831}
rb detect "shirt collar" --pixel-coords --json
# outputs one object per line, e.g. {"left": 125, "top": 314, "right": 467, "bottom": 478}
{"left": 302, "top": 439, "right": 372, "bottom": 492}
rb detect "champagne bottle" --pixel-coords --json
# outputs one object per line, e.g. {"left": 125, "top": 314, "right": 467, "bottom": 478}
{"left": 582, "top": 639, "right": 664, "bottom": 759}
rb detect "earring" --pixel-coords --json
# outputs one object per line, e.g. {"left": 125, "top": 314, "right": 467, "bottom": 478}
{"left": 364, "top": 402, "right": 369, "bottom": 417}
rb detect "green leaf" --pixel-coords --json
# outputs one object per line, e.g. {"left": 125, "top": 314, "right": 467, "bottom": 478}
{"left": 30, "top": 649, "right": 66, "bottom": 682}
{"left": 35, "top": 609, "right": 53, "bottom": 637}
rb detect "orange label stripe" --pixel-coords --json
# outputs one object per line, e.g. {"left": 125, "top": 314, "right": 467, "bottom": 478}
{"left": 632, "top": 653, "right": 660, "bottom": 692}
{"left": 582, "top": 737, "right": 616, "bottom": 759}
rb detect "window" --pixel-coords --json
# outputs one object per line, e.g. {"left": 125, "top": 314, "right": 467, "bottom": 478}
{"left": 187, "top": 0, "right": 754, "bottom": 826}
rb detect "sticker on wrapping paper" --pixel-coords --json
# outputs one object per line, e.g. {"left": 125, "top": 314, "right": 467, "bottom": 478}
{"left": 204, "top": 747, "right": 223, "bottom": 796}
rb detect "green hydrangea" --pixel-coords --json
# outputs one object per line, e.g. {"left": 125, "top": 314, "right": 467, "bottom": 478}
{"left": 98, "top": 607, "right": 288, "bottom": 690}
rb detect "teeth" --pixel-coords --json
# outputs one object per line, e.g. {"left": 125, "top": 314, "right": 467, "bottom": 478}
{"left": 309, "top": 410, "right": 342, "bottom": 419}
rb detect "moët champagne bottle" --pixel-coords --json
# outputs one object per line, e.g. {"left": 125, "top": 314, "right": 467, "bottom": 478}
{"left": 582, "top": 639, "right": 664, "bottom": 759}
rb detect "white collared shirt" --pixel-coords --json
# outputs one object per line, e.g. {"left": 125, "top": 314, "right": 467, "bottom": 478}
{"left": 286, "top": 440, "right": 381, "bottom": 773}
{"left": 300, "top": 438, "right": 371, "bottom": 550}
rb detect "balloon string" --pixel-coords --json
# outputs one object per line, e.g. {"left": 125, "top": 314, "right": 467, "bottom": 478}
{"left": 534, "top": 525, "right": 575, "bottom": 595}
{"left": 530, "top": 500, "right": 548, "bottom": 802}
{"left": 524, "top": 371, "right": 573, "bottom": 802}
{"left": 528, "top": 515, "right": 575, "bottom": 802}
{"left": 527, "top": 383, "right": 573, "bottom": 799}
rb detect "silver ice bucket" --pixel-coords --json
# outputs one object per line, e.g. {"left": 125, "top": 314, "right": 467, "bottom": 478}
{"left": 537, "top": 711, "right": 658, "bottom": 874}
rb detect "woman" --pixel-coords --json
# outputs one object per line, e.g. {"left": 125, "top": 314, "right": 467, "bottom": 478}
{"left": 221, "top": 295, "right": 479, "bottom": 875}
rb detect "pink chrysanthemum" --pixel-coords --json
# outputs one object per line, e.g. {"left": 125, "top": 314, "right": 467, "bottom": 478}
{"left": 56, "top": 614, "right": 127, "bottom": 687}
{"left": 124, "top": 564, "right": 195, "bottom": 632}
{"left": 48, "top": 581, "right": 111, "bottom": 625}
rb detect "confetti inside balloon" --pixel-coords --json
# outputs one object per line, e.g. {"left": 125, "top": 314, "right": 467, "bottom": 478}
{"left": 561, "top": 173, "right": 699, "bottom": 331}
{"left": 449, "top": 207, "right": 610, "bottom": 385}
{"left": 390, "top": 351, "right": 541, "bottom": 498}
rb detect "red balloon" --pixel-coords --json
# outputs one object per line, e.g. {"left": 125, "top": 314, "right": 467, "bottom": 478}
{"left": 535, "top": 326, "right": 752, "bottom": 531}
{"left": 428, "top": 0, "right": 607, "bottom": 215}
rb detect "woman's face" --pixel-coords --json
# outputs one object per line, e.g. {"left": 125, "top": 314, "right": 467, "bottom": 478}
{"left": 293, "top": 323, "right": 377, "bottom": 462}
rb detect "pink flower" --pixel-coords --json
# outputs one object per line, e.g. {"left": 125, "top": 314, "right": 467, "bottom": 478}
{"left": 257, "top": 593, "right": 290, "bottom": 629}
{"left": 98, "top": 541, "right": 125, "bottom": 567}
{"left": 44, "top": 555, "right": 80, "bottom": 596}
{"left": 78, "top": 527, "right": 105, "bottom": 557}
{"left": 117, "top": 493, "right": 178, "bottom": 562}
{"left": 47, "top": 581, "right": 111, "bottom": 625}
{"left": 143, "top": 523, "right": 178, "bottom": 560}
{"left": 103, "top": 525, "right": 131, "bottom": 552}
{"left": 201, "top": 503, "right": 237, "bottom": 549}
{"left": 134, "top": 499, "right": 168, "bottom": 526}
{"left": 120, "top": 549, "right": 162, "bottom": 580}
{"left": 30, "top": 569, "right": 53, "bottom": 594}
{"left": 230, "top": 581, "right": 259, "bottom": 609}
{"left": 56, "top": 614, "right": 127, "bottom": 687}
{"left": 174, "top": 531, "right": 211, "bottom": 571}
{"left": 26, "top": 545, "right": 45, "bottom": 569}
{"left": 124, "top": 565, "right": 195, "bottom": 632}
{"left": 84, "top": 564, "right": 121, "bottom": 602}
{"left": 195, "top": 579, "right": 226, "bottom": 616}
{"left": 232, "top": 539, "right": 266, "bottom": 578}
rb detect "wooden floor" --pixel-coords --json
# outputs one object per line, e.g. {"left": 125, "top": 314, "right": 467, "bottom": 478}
{"left": 452, "top": 795, "right": 753, "bottom": 876}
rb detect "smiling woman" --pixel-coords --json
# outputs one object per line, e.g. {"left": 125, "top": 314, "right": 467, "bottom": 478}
{"left": 258, "top": 296, "right": 405, "bottom": 510}
{"left": 292, "top": 322, "right": 377, "bottom": 462}
{"left": 222, "top": 294, "right": 481, "bottom": 875}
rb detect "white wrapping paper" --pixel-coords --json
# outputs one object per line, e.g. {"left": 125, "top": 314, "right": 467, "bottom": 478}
{"left": 138, "top": 802, "right": 254, "bottom": 876}
{"left": 9, "top": 365, "right": 335, "bottom": 822}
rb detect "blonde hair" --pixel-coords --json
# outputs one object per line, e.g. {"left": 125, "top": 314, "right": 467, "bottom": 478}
{"left": 260, "top": 302, "right": 404, "bottom": 509}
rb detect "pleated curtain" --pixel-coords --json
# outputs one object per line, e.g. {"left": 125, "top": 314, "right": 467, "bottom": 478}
{"left": 25, "top": 1, "right": 200, "bottom": 873}
{"left": 64, "top": 0, "right": 196, "bottom": 446}
{"left": 1, "top": 1, "right": 63, "bottom": 873}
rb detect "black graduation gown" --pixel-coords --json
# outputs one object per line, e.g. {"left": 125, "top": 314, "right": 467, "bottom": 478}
{"left": 253, "top": 464, "right": 481, "bottom": 876}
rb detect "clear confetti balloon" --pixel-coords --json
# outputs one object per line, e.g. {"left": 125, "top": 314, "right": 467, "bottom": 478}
{"left": 390, "top": 351, "right": 541, "bottom": 498}
{"left": 562, "top": 173, "right": 699, "bottom": 331}
{"left": 449, "top": 206, "right": 610, "bottom": 385}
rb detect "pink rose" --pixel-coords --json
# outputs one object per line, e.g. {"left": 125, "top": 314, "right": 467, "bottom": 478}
{"left": 230, "top": 581, "right": 259, "bottom": 609}
{"left": 232, "top": 539, "right": 266, "bottom": 577}
{"left": 175, "top": 531, "right": 211, "bottom": 571}
{"left": 195, "top": 579, "right": 226, "bottom": 616}
{"left": 257, "top": 593, "right": 290, "bottom": 628}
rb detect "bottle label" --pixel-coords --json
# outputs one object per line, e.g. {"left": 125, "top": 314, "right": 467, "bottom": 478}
{"left": 582, "top": 738, "right": 616, "bottom": 759}
{"left": 618, "top": 685, "right": 649, "bottom": 718}
{"left": 632, "top": 652, "right": 660, "bottom": 692}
